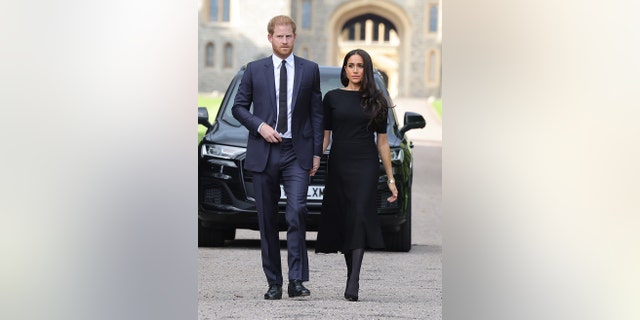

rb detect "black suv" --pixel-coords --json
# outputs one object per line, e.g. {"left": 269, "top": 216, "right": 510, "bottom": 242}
{"left": 198, "top": 66, "right": 425, "bottom": 252}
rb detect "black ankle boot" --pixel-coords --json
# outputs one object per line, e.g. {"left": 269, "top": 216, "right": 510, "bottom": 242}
{"left": 344, "top": 248, "right": 364, "bottom": 301}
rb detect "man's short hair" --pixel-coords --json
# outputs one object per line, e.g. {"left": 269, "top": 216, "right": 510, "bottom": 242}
{"left": 267, "top": 15, "right": 297, "bottom": 35}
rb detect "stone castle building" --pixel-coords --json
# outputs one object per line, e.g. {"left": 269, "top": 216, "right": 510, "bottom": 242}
{"left": 198, "top": 0, "right": 441, "bottom": 99}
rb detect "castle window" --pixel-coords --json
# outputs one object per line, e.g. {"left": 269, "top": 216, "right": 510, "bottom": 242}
{"left": 427, "top": 50, "right": 440, "bottom": 85}
{"left": 209, "top": 0, "right": 231, "bottom": 22}
{"left": 224, "top": 43, "right": 233, "bottom": 68}
{"left": 428, "top": 4, "right": 438, "bottom": 33}
{"left": 205, "top": 42, "right": 214, "bottom": 67}
{"left": 301, "top": 0, "right": 312, "bottom": 29}
{"left": 428, "top": 51, "right": 436, "bottom": 81}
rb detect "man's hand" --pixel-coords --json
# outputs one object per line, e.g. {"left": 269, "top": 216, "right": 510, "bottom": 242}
{"left": 258, "top": 123, "right": 283, "bottom": 143}
{"left": 309, "top": 156, "right": 320, "bottom": 176}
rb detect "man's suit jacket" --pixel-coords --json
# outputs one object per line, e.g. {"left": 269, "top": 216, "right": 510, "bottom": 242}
{"left": 232, "top": 55, "right": 324, "bottom": 173}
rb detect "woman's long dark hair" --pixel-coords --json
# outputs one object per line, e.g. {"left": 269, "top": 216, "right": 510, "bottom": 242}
{"left": 340, "top": 49, "right": 390, "bottom": 129}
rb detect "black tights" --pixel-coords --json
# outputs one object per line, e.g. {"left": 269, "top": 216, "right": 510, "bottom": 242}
{"left": 344, "top": 248, "right": 365, "bottom": 297}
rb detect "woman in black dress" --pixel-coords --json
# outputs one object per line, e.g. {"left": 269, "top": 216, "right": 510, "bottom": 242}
{"left": 315, "top": 49, "right": 398, "bottom": 301}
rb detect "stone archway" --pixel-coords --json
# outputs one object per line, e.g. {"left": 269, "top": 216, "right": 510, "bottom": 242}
{"left": 326, "top": 1, "right": 411, "bottom": 98}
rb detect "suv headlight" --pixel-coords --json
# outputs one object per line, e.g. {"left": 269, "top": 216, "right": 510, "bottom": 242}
{"left": 390, "top": 148, "right": 404, "bottom": 163}
{"left": 201, "top": 144, "right": 245, "bottom": 159}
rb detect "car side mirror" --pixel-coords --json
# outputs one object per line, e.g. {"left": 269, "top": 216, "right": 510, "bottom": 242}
{"left": 398, "top": 111, "right": 426, "bottom": 136}
{"left": 198, "top": 107, "right": 212, "bottom": 129}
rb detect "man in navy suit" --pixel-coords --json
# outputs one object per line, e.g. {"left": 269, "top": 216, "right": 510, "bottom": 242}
{"left": 231, "top": 15, "right": 323, "bottom": 300}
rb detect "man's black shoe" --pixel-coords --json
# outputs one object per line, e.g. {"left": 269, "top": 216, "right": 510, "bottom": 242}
{"left": 287, "top": 280, "right": 310, "bottom": 297}
{"left": 264, "top": 284, "right": 282, "bottom": 300}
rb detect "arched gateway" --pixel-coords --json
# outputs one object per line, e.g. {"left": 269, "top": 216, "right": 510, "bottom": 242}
{"left": 326, "top": 1, "right": 411, "bottom": 98}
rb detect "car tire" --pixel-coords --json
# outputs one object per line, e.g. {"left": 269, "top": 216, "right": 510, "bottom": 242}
{"left": 198, "top": 220, "right": 225, "bottom": 247}
{"left": 223, "top": 228, "right": 236, "bottom": 241}
{"left": 383, "top": 197, "right": 412, "bottom": 252}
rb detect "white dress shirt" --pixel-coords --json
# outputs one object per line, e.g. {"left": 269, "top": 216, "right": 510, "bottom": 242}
{"left": 272, "top": 54, "right": 295, "bottom": 138}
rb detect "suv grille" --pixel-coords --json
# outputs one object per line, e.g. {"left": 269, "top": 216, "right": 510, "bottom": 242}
{"left": 310, "top": 155, "right": 329, "bottom": 185}
{"left": 378, "top": 189, "right": 400, "bottom": 209}
{"left": 202, "top": 182, "right": 233, "bottom": 205}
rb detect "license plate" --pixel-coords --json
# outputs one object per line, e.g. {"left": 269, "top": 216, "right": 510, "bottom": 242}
{"left": 280, "top": 185, "right": 325, "bottom": 200}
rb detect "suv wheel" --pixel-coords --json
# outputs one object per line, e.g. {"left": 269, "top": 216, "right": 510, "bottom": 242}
{"left": 383, "top": 197, "right": 412, "bottom": 252}
{"left": 223, "top": 228, "right": 236, "bottom": 241}
{"left": 198, "top": 220, "right": 225, "bottom": 247}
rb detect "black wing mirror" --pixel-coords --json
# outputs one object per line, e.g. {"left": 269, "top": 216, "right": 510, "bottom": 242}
{"left": 398, "top": 111, "right": 426, "bottom": 136}
{"left": 198, "top": 107, "right": 212, "bottom": 129}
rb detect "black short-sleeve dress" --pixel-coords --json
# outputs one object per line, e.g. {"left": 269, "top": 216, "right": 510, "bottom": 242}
{"left": 315, "top": 88, "right": 387, "bottom": 254}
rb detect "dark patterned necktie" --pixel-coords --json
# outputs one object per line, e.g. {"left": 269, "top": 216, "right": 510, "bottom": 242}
{"left": 277, "top": 60, "right": 288, "bottom": 133}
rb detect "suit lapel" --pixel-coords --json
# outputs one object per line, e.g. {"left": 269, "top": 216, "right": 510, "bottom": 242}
{"left": 263, "top": 57, "right": 277, "bottom": 115}
{"left": 291, "top": 56, "right": 304, "bottom": 112}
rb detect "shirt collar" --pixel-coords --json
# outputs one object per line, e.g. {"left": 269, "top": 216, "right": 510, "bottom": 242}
{"left": 272, "top": 54, "right": 294, "bottom": 68}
